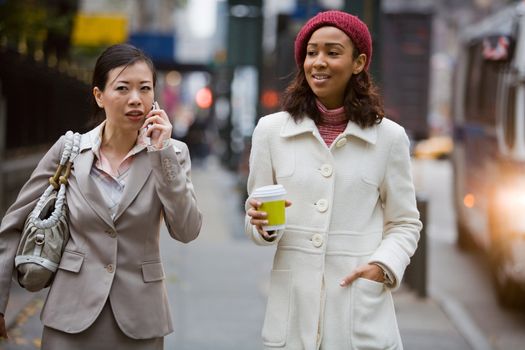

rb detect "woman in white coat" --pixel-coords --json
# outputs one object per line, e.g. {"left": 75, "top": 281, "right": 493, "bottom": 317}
{"left": 246, "top": 10, "right": 422, "bottom": 349}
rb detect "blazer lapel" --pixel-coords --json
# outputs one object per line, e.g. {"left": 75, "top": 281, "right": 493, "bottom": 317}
{"left": 113, "top": 151, "right": 152, "bottom": 222}
{"left": 74, "top": 150, "right": 116, "bottom": 230}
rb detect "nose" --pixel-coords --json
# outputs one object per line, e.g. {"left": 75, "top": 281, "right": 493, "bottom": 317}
{"left": 128, "top": 89, "right": 142, "bottom": 106}
{"left": 313, "top": 53, "right": 327, "bottom": 68}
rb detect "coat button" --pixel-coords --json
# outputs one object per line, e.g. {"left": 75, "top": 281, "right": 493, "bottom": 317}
{"left": 106, "top": 264, "right": 114, "bottom": 273}
{"left": 320, "top": 164, "right": 333, "bottom": 177}
{"left": 311, "top": 233, "right": 324, "bottom": 248}
{"left": 316, "top": 199, "right": 328, "bottom": 212}
{"left": 335, "top": 138, "right": 348, "bottom": 148}
{"left": 105, "top": 229, "right": 117, "bottom": 238}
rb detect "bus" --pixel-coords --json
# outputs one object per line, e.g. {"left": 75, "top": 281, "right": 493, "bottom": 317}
{"left": 452, "top": 2, "right": 525, "bottom": 307}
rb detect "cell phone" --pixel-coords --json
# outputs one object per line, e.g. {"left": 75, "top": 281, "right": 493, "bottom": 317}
{"left": 144, "top": 101, "right": 160, "bottom": 145}
{"left": 146, "top": 101, "right": 159, "bottom": 129}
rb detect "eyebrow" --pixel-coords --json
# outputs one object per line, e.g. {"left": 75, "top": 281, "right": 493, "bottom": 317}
{"left": 115, "top": 80, "right": 152, "bottom": 84}
{"left": 307, "top": 42, "right": 345, "bottom": 48}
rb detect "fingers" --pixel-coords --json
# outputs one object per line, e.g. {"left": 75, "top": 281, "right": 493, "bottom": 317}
{"left": 340, "top": 269, "right": 361, "bottom": 287}
{"left": 142, "top": 108, "right": 173, "bottom": 148}
{"left": 247, "top": 198, "right": 274, "bottom": 238}
{"left": 247, "top": 198, "right": 261, "bottom": 210}
{"left": 285, "top": 200, "right": 292, "bottom": 207}
{"left": 259, "top": 229, "right": 276, "bottom": 241}
{"left": 142, "top": 114, "right": 170, "bottom": 130}
{"left": 145, "top": 122, "right": 171, "bottom": 138}
{"left": 247, "top": 199, "right": 267, "bottom": 228}
{"left": 340, "top": 264, "right": 385, "bottom": 287}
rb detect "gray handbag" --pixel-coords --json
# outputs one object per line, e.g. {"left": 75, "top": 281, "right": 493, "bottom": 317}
{"left": 15, "top": 131, "right": 81, "bottom": 292}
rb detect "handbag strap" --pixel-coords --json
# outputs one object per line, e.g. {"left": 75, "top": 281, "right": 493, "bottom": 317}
{"left": 49, "top": 131, "right": 81, "bottom": 190}
{"left": 29, "top": 131, "right": 81, "bottom": 228}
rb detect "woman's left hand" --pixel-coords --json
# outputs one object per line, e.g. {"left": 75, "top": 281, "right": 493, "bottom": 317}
{"left": 142, "top": 105, "right": 173, "bottom": 149}
{"left": 339, "top": 263, "right": 385, "bottom": 287}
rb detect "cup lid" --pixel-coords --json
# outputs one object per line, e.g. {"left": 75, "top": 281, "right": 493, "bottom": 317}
{"left": 252, "top": 184, "right": 286, "bottom": 198}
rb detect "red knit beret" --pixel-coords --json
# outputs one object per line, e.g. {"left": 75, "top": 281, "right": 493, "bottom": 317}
{"left": 294, "top": 10, "right": 372, "bottom": 70}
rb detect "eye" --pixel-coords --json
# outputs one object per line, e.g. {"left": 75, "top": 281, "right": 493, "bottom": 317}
{"left": 328, "top": 51, "right": 340, "bottom": 56}
{"left": 306, "top": 49, "right": 317, "bottom": 57}
{"left": 141, "top": 86, "right": 152, "bottom": 91}
{"left": 116, "top": 86, "right": 128, "bottom": 91}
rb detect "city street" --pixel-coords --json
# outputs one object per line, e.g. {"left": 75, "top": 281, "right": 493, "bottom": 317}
{"left": 414, "top": 159, "right": 525, "bottom": 350}
{"left": 0, "top": 157, "right": 524, "bottom": 350}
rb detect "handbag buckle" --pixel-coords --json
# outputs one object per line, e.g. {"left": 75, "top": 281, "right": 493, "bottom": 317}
{"left": 35, "top": 233, "right": 45, "bottom": 245}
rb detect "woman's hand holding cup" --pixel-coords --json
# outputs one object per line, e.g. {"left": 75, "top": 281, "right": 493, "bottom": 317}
{"left": 248, "top": 184, "right": 291, "bottom": 240}
{"left": 247, "top": 198, "right": 272, "bottom": 240}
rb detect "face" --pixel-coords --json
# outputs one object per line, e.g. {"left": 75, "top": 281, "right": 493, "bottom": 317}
{"left": 93, "top": 61, "right": 154, "bottom": 132}
{"left": 304, "top": 26, "right": 366, "bottom": 109}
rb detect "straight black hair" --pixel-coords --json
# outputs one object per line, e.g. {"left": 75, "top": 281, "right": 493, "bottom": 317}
{"left": 90, "top": 43, "right": 157, "bottom": 124}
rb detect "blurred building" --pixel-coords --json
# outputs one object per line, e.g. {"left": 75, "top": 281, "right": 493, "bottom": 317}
{"left": 383, "top": 0, "right": 515, "bottom": 136}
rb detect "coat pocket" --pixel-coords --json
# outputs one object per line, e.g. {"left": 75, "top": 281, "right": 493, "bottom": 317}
{"left": 142, "top": 261, "right": 165, "bottom": 282}
{"left": 351, "top": 278, "right": 400, "bottom": 349}
{"left": 57, "top": 250, "right": 85, "bottom": 273}
{"left": 262, "top": 269, "right": 292, "bottom": 347}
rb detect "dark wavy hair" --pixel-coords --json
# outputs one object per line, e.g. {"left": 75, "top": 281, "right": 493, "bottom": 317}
{"left": 282, "top": 47, "right": 384, "bottom": 128}
{"left": 89, "top": 43, "right": 157, "bottom": 125}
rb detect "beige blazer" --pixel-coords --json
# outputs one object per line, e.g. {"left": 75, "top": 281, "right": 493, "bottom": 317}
{"left": 0, "top": 125, "right": 202, "bottom": 339}
{"left": 245, "top": 112, "right": 421, "bottom": 349}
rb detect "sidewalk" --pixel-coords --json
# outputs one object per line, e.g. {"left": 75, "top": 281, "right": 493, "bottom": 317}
{"left": 164, "top": 157, "right": 475, "bottom": 350}
{"left": 2, "top": 156, "right": 477, "bottom": 350}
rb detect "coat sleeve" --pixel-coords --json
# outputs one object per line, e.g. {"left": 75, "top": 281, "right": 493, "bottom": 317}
{"left": 147, "top": 140, "right": 202, "bottom": 243}
{"left": 0, "top": 137, "right": 64, "bottom": 314}
{"left": 245, "top": 118, "right": 284, "bottom": 246}
{"left": 369, "top": 129, "right": 422, "bottom": 290}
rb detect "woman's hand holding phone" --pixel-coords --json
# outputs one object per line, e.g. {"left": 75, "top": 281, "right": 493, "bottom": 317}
{"left": 142, "top": 101, "right": 173, "bottom": 149}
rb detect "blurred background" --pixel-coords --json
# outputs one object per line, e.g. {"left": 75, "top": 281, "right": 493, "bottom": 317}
{"left": 1, "top": 0, "right": 525, "bottom": 349}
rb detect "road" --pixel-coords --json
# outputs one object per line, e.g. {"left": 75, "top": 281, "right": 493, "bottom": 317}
{"left": 415, "top": 159, "right": 525, "bottom": 350}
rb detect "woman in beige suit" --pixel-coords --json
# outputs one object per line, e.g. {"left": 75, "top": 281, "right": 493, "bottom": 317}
{"left": 0, "top": 44, "right": 202, "bottom": 349}
{"left": 246, "top": 11, "right": 421, "bottom": 349}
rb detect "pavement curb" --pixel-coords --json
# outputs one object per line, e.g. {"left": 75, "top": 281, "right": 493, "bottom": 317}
{"left": 432, "top": 289, "right": 494, "bottom": 350}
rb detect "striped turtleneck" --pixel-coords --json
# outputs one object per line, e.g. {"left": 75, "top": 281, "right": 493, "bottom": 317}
{"left": 316, "top": 99, "right": 348, "bottom": 147}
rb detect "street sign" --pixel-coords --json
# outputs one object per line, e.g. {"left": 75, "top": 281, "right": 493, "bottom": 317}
{"left": 72, "top": 14, "right": 128, "bottom": 46}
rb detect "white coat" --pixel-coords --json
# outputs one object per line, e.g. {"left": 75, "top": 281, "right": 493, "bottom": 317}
{"left": 245, "top": 112, "right": 422, "bottom": 350}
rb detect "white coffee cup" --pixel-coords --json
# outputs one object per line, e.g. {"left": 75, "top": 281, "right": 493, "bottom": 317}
{"left": 251, "top": 184, "right": 287, "bottom": 231}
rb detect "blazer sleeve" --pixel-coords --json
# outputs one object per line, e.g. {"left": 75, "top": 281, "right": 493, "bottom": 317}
{"left": 369, "top": 129, "right": 422, "bottom": 290}
{"left": 0, "top": 137, "right": 64, "bottom": 314}
{"left": 147, "top": 140, "right": 202, "bottom": 243}
{"left": 244, "top": 118, "right": 284, "bottom": 246}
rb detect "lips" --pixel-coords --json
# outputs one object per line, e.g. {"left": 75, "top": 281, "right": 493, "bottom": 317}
{"left": 126, "top": 110, "right": 143, "bottom": 116}
{"left": 125, "top": 110, "right": 144, "bottom": 121}
{"left": 312, "top": 73, "right": 330, "bottom": 81}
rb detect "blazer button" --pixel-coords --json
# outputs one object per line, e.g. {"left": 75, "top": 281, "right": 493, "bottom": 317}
{"left": 316, "top": 199, "right": 328, "bottom": 213}
{"left": 320, "top": 164, "right": 333, "bottom": 177}
{"left": 311, "top": 233, "right": 324, "bottom": 248}
{"left": 105, "top": 229, "right": 117, "bottom": 238}
{"left": 106, "top": 264, "right": 114, "bottom": 273}
{"left": 335, "top": 138, "right": 348, "bottom": 148}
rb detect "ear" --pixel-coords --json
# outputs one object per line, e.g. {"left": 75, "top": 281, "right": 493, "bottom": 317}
{"left": 352, "top": 53, "right": 367, "bottom": 75}
{"left": 93, "top": 87, "right": 104, "bottom": 108}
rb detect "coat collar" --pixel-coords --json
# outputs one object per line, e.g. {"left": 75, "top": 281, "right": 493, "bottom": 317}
{"left": 79, "top": 121, "right": 148, "bottom": 155}
{"left": 75, "top": 123, "right": 152, "bottom": 227}
{"left": 279, "top": 114, "right": 377, "bottom": 145}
